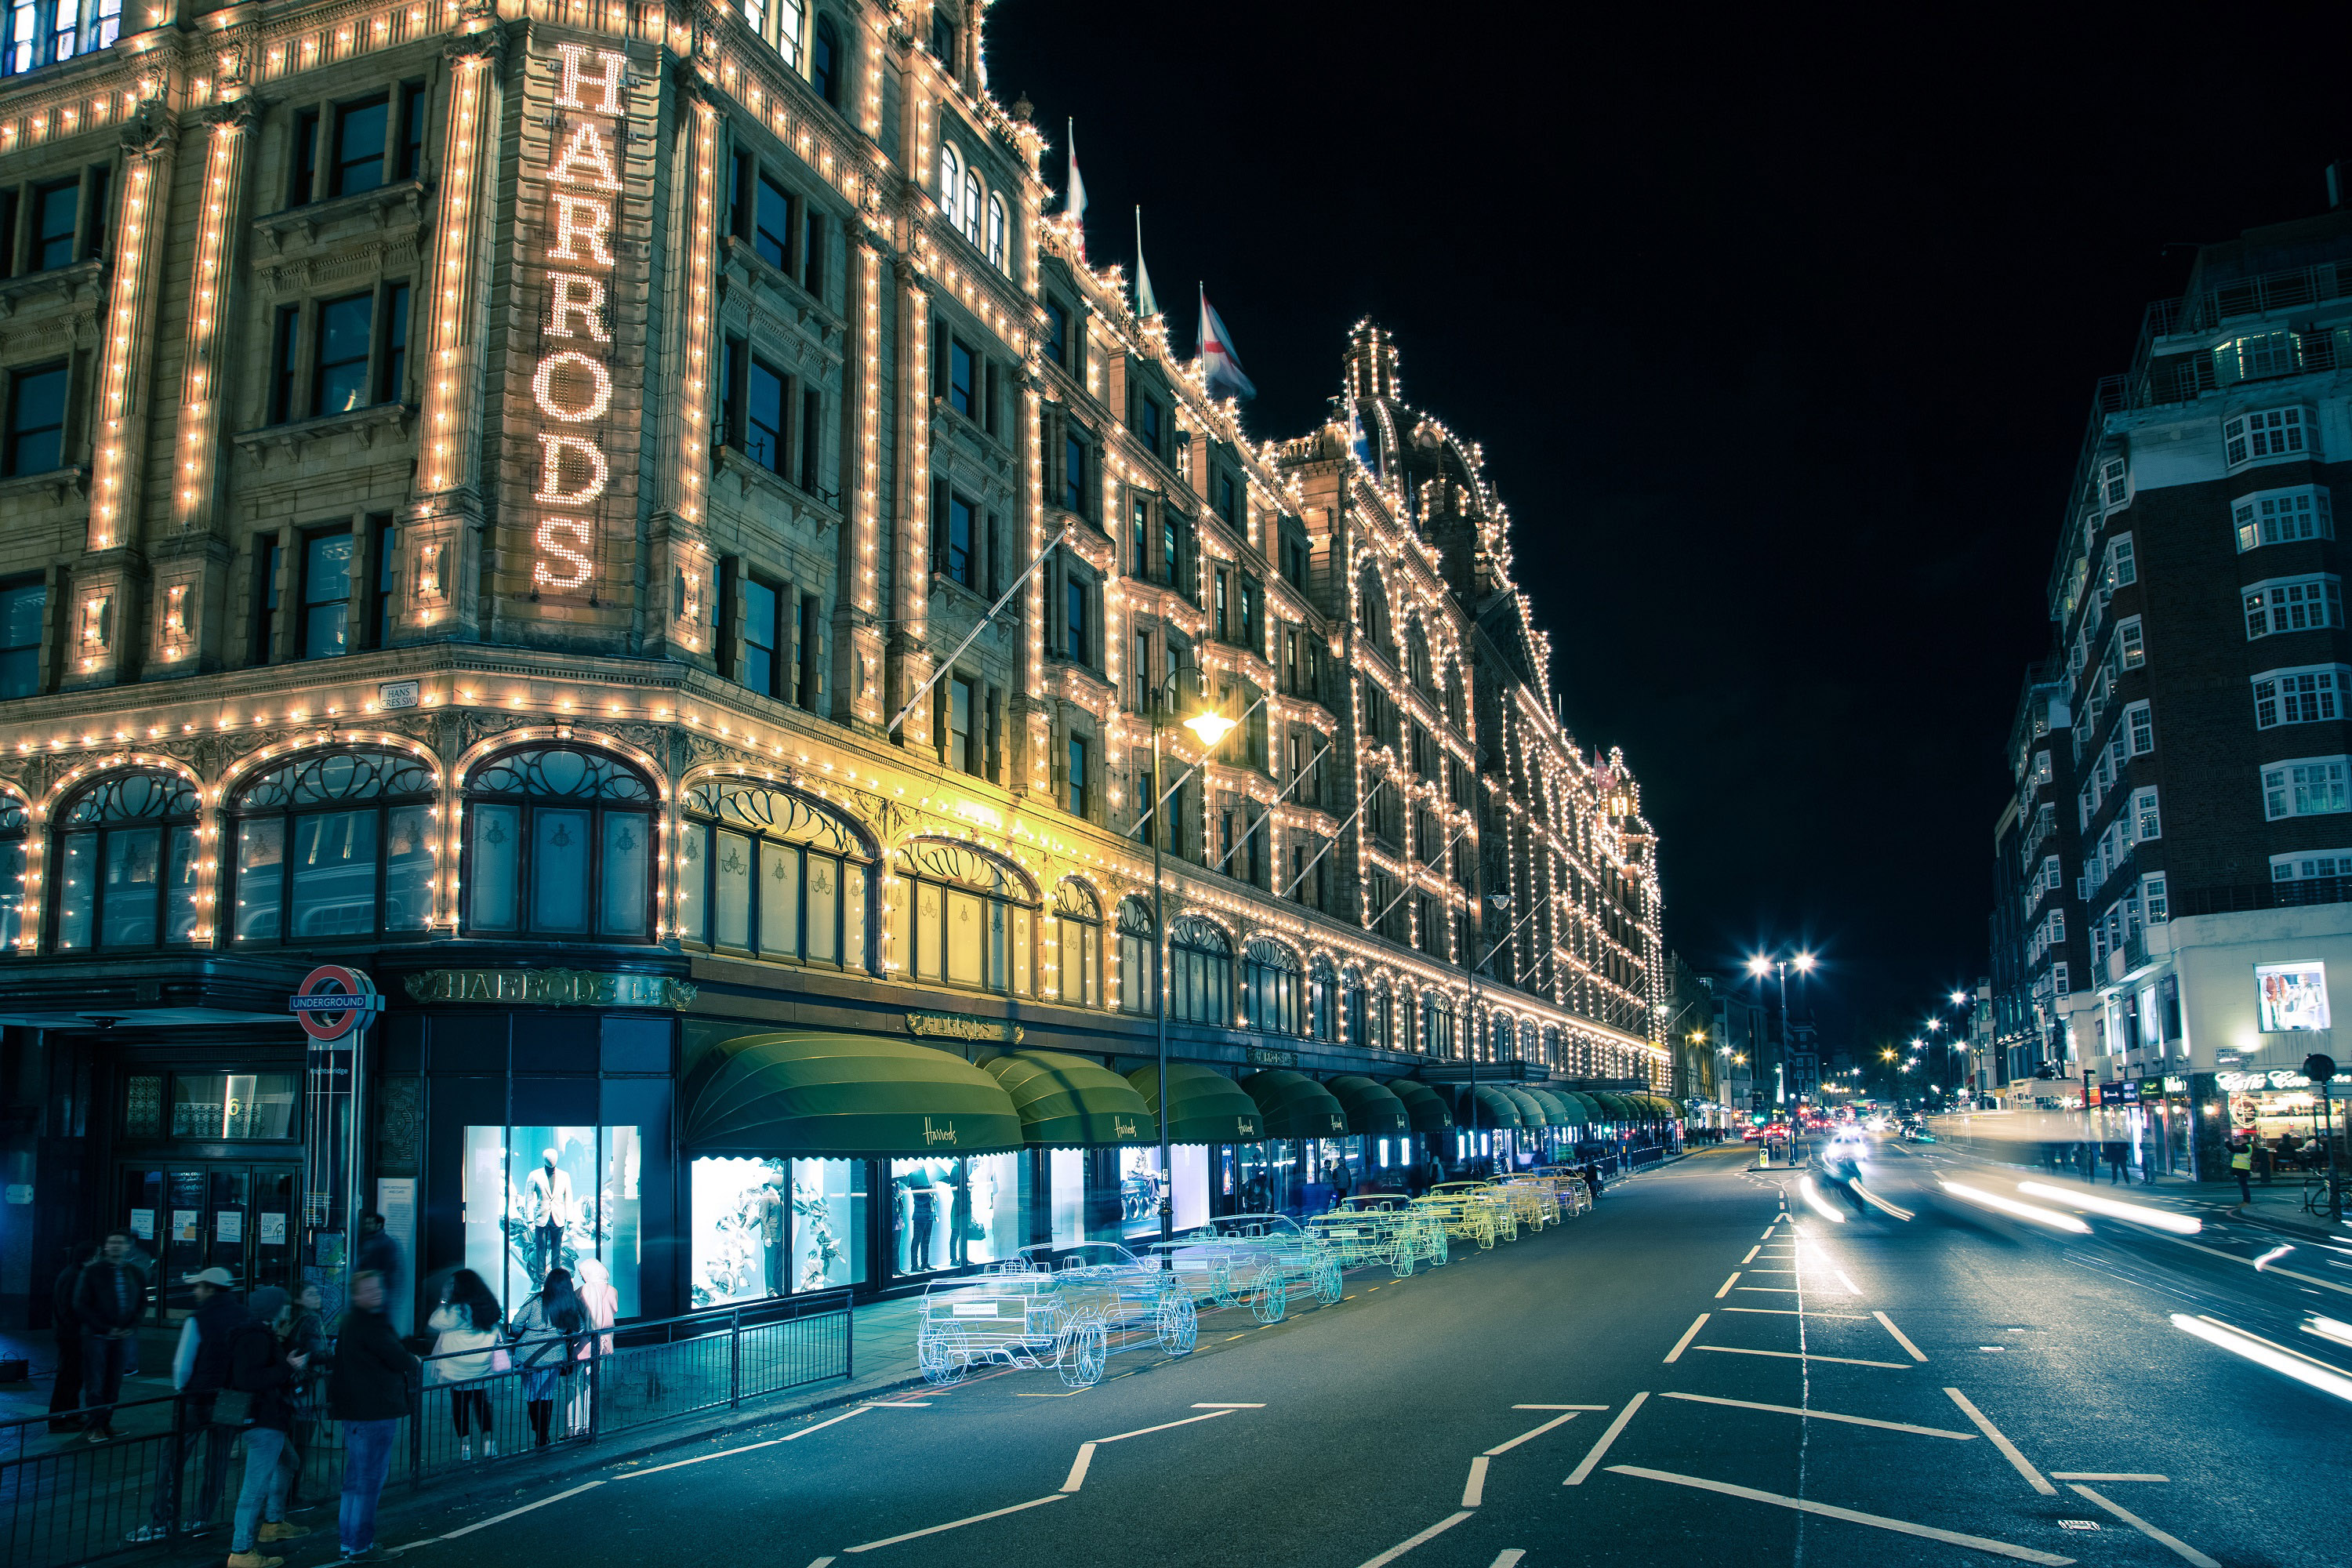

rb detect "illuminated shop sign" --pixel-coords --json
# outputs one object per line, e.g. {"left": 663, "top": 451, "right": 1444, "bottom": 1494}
{"left": 528, "top": 43, "right": 633, "bottom": 599}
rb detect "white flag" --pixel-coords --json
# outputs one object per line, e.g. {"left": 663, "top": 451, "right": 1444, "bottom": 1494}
{"left": 1134, "top": 208, "right": 1159, "bottom": 318}
{"left": 1064, "top": 118, "right": 1087, "bottom": 225}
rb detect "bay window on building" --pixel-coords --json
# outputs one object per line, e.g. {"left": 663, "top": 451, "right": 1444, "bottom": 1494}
{"left": 2233, "top": 486, "right": 2332, "bottom": 551}
{"left": 2252, "top": 667, "right": 2343, "bottom": 728}
{"left": 2263, "top": 757, "right": 2352, "bottom": 822}
{"left": 463, "top": 746, "right": 655, "bottom": 939}
{"left": 890, "top": 838, "right": 1034, "bottom": 995}
{"left": 675, "top": 779, "right": 870, "bottom": 970}
{"left": 2245, "top": 576, "right": 2343, "bottom": 639}
{"left": 50, "top": 770, "right": 201, "bottom": 952}
{"left": 230, "top": 750, "right": 434, "bottom": 942}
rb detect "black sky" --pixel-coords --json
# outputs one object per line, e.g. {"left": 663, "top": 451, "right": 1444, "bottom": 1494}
{"left": 983, "top": 1, "right": 2352, "bottom": 1054}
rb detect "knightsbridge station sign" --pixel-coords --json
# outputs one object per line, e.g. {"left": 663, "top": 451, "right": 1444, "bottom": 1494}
{"left": 527, "top": 43, "right": 635, "bottom": 598}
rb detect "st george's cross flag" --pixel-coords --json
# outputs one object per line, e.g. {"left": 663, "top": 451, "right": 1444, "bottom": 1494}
{"left": 1197, "top": 287, "right": 1256, "bottom": 401}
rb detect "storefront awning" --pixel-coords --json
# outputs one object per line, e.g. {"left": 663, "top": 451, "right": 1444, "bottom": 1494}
{"left": 1498, "top": 1087, "right": 1552, "bottom": 1127}
{"left": 1240, "top": 1070, "right": 1352, "bottom": 1139}
{"left": 1323, "top": 1075, "right": 1412, "bottom": 1136}
{"left": 1124, "top": 1062, "right": 1266, "bottom": 1145}
{"left": 1455, "top": 1084, "right": 1524, "bottom": 1130}
{"left": 682, "top": 1031, "right": 1026, "bottom": 1159}
{"left": 1386, "top": 1080, "right": 1455, "bottom": 1131}
{"left": 1586, "top": 1092, "right": 1632, "bottom": 1122}
{"left": 1523, "top": 1087, "right": 1582, "bottom": 1126}
{"left": 979, "top": 1051, "right": 1153, "bottom": 1147}
{"left": 1558, "top": 1091, "right": 1604, "bottom": 1123}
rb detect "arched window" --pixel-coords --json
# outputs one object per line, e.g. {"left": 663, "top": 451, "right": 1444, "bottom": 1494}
{"left": 1444, "top": 666, "right": 1467, "bottom": 731}
{"left": 1308, "top": 956, "right": 1338, "bottom": 1041}
{"left": 51, "top": 770, "right": 201, "bottom": 952}
{"left": 1241, "top": 938, "right": 1303, "bottom": 1036}
{"left": 938, "top": 140, "right": 961, "bottom": 220}
{"left": 985, "top": 192, "right": 1007, "bottom": 270}
{"left": 1367, "top": 980, "right": 1392, "bottom": 1051}
{"left": 1356, "top": 564, "right": 1388, "bottom": 648}
{"left": 1405, "top": 623, "right": 1432, "bottom": 692}
{"left": 960, "top": 169, "right": 983, "bottom": 247}
{"left": 230, "top": 750, "right": 436, "bottom": 942}
{"left": 1343, "top": 966, "right": 1365, "bottom": 1044}
{"left": 811, "top": 15, "right": 840, "bottom": 105}
{"left": 677, "top": 779, "right": 870, "bottom": 971}
{"left": 0, "top": 796, "right": 27, "bottom": 953}
{"left": 1542, "top": 1026, "right": 1561, "bottom": 1069}
{"left": 463, "top": 747, "right": 654, "bottom": 940}
{"left": 1051, "top": 880, "right": 1101, "bottom": 1006}
{"left": 892, "top": 837, "right": 1034, "bottom": 995}
{"left": 1423, "top": 992, "right": 1456, "bottom": 1057}
{"left": 1168, "top": 916, "right": 1232, "bottom": 1025}
{"left": 1116, "top": 895, "right": 1153, "bottom": 1013}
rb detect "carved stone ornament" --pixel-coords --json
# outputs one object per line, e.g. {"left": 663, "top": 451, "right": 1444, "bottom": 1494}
{"left": 405, "top": 967, "right": 697, "bottom": 1010}
{"left": 118, "top": 97, "right": 178, "bottom": 159}
{"left": 906, "top": 1011, "right": 1022, "bottom": 1045}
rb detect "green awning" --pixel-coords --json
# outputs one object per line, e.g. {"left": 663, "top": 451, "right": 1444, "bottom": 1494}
{"left": 1387, "top": 1080, "right": 1454, "bottom": 1131}
{"left": 1559, "top": 1091, "right": 1604, "bottom": 1123}
{"left": 1456, "top": 1083, "right": 1524, "bottom": 1129}
{"left": 979, "top": 1051, "right": 1152, "bottom": 1147}
{"left": 1498, "top": 1087, "right": 1551, "bottom": 1127}
{"left": 1240, "top": 1070, "right": 1352, "bottom": 1139}
{"left": 1588, "top": 1092, "right": 1631, "bottom": 1122}
{"left": 1125, "top": 1062, "right": 1266, "bottom": 1145}
{"left": 1325, "top": 1075, "right": 1411, "bottom": 1135}
{"left": 1524, "top": 1087, "right": 1583, "bottom": 1126}
{"left": 683, "top": 1031, "right": 1025, "bottom": 1158}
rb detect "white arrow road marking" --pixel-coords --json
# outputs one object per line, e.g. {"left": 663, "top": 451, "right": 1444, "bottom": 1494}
{"left": 1944, "top": 1388, "right": 2056, "bottom": 1495}
{"left": 1563, "top": 1391, "right": 1649, "bottom": 1485}
{"left": 1661, "top": 1391, "right": 1973, "bottom": 1439}
{"left": 1606, "top": 1467, "right": 2074, "bottom": 1565}
{"left": 842, "top": 1494, "right": 1067, "bottom": 1552}
{"left": 1352, "top": 1510, "right": 1475, "bottom": 1568}
{"left": 2065, "top": 1484, "right": 2219, "bottom": 1568}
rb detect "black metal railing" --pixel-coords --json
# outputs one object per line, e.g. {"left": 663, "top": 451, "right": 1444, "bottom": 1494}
{"left": 1, "top": 1291, "right": 851, "bottom": 1568}
{"left": 2172, "top": 875, "right": 2352, "bottom": 919}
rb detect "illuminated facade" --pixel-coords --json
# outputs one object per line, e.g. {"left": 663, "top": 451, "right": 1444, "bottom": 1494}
{"left": 0, "top": 1, "right": 1662, "bottom": 1324}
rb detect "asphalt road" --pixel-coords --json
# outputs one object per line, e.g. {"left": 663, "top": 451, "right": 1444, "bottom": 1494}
{"left": 367, "top": 1142, "right": 2350, "bottom": 1568}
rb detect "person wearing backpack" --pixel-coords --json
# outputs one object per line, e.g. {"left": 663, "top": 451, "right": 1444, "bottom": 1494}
{"left": 223, "top": 1287, "right": 311, "bottom": 1568}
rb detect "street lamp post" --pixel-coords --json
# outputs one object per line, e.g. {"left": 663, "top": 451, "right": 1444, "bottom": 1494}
{"left": 1746, "top": 949, "right": 1814, "bottom": 1112}
{"left": 1145, "top": 670, "right": 1238, "bottom": 1248}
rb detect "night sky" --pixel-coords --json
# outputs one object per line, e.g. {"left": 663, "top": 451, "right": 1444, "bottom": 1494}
{"left": 983, "top": 2, "right": 2352, "bottom": 1057}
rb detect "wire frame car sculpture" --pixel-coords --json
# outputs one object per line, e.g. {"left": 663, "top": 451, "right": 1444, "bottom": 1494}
{"left": 1151, "top": 1212, "right": 1343, "bottom": 1323}
{"left": 1323, "top": 1195, "right": 1448, "bottom": 1275}
{"left": 914, "top": 1244, "right": 1195, "bottom": 1388}
{"left": 1531, "top": 1167, "right": 1595, "bottom": 1218}
{"left": 1415, "top": 1182, "right": 1515, "bottom": 1249}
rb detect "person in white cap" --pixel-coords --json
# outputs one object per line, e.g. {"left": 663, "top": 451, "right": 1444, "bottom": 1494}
{"left": 125, "top": 1266, "right": 243, "bottom": 1542}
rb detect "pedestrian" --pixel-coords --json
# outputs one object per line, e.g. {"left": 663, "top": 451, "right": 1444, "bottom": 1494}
{"left": 123, "top": 1265, "right": 246, "bottom": 1543}
{"left": 47, "top": 1243, "right": 91, "bottom": 1433}
{"left": 277, "top": 1282, "right": 329, "bottom": 1512}
{"left": 356, "top": 1211, "right": 400, "bottom": 1306}
{"left": 223, "top": 1286, "right": 312, "bottom": 1568}
{"left": 426, "top": 1270, "right": 505, "bottom": 1461}
{"left": 328, "top": 1269, "right": 416, "bottom": 1565}
{"left": 568, "top": 1256, "right": 618, "bottom": 1438}
{"left": 2230, "top": 1138, "right": 2253, "bottom": 1211}
{"left": 73, "top": 1229, "right": 147, "bottom": 1441}
{"left": 2103, "top": 1141, "right": 2129, "bottom": 1185}
{"left": 2254, "top": 1138, "right": 2274, "bottom": 1186}
{"left": 510, "top": 1267, "right": 586, "bottom": 1447}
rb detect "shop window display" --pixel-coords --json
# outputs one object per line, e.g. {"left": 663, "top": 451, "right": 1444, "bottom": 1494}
{"left": 688, "top": 1156, "right": 867, "bottom": 1307}
{"left": 890, "top": 1153, "right": 1019, "bottom": 1276}
{"left": 463, "top": 1126, "right": 641, "bottom": 1317}
{"left": 1116, "top": 1145, "right": 1207, "bottom": 1239}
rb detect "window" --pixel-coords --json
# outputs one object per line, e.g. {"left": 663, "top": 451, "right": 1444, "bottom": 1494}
{"left": 2263, "top": 757, "right": 2352, "bottom": 822}
{"left": 2225, "top": 407, "right": 2308, "bottom": 467}
{"left": 290, "top": 108, "right": 321, "bottom": 205}
{"left": 2118, "top": 619, "right": 2144, "bottom": 669}
{"left": 891, "top": 838, "right": 1034, "bottom": 995}
{"left": 269, "top": 306, "right": 301, "bottom": 424}
{"left": 2131, "top": 786, "right": 2161, "bottom": 842}
{"left": 960, "top": 169, "right": 982, "bottom": 248}
{"left": 2253, "top": 666, "right": 2344, "bottom": 729}
{"left": 273, "top": 282, "right": 408, "bottom": 424}
{"left": 254, "top": 539, "right": 283, "bottom": 663}
{"left": 1116, "top": 896, "right": 1153, "bottom": 1013}
{"left": 2100, "top": 458, "right": 2128, "bottom": 508}
{"left": 947, "top": 338, "right": 977, "bottom": 419}
{"left": 2234, "top": 486, "right": 2333, "bottom": 551}
{"left": 3, "top": 0, "right": 118, "bottom": 75}
{"left": 810, "top": 16, "right": 839, "bottom": 105}
{"left": 753, "top": 169, "right": 793, "bottom": 271}
{"left": 376, "top": 284, "right": 409, "bottom": 403}
{"left": 1160, "top": 512, "right": 1178, "bottom": 587}
{"left": 744, "top": 348, "right": 789, "bottom": 473}
{"left": 0, "top": 577, "right": 42, "bottom": 697}
{"left": 2, "top": 361, "right": 66, "bottom": 476}
{"left": 742, "top": 576, "right": 782, "bottom": 696}
{"left": 2272, "top": 850, "right": 2352, "bottom": 883}
{"left": 2142, "top": 874, "right": 2168, "bottom": 925}
{"left": 1051, "top": 881, "right": 1099, "bottom": 1004}
{"left": 30, "top": 177, "right": 75, "bottom": 270}
{"left": 49, "top": 771, "right": 201, "bottom": 952}
{"left": 936, "top": 141, "right": 961, "bottom": 230}
{"left": 313, "top": 292, "right": 373, "bottom": 415}
{"left": 2103, "top": 533, "right": 2136, "bottom": 590}
{"left": 463, "top": 747, "right": 655, "bottom": 939}
{"left": 371, "top": 517, "right": 398, "bottom": 647}
{"left": 2125, "top": 701, "right": 2154, "bottom": 755}
{"left": 0, "top": 796, "right": 21, "bottom": 952}
{"left": 946, "top": 674, "right": 978, "bottom": 774}
{"left": 1066, "top": 734, "right": 1088, "bottom": 817}
{"left": 1240, "top": 939, "right": 1304, "bottom": 1036}
{"left": 1065, "top": 572, "right": 1091, "bottom": 665}
{"left": 396, "top": 81, "right": 428, "bottom": 180}
{"left": 676, "top": 779, "right": 869, "bottom": 969}
{"left": 299, "top": 529, "right": 354, "bottom": 658}
{"left": 1063, "top": 432, "right": 1089, "bottom": 516}
{"left": 1044, "top": 298, "right": 1069, "bottom": 369}
{"left": 1168, "top": 916, "right": 1232, "bottom": 1025}
{"left": 230, "top": 750, "right": 435, "bottom": 942}
{"left": 330, "top": 96, "right": 389, "bottom": 198}
{"left": 985, "top": 193, "right": 1006, "bottom": 271}
{"left": 927, "top": 6, "right": 955, "bottom": 69}
{"left": 940, "top": 488, "right": 977, "bottom": 589}
{"left": 1217, "top": 471, "right": 1237, "bottom": 523}
{"left": 2246, "top": 576, "right": 2343, "bottom": 639}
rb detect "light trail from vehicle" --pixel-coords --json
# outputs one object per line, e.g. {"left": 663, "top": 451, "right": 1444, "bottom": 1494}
{"left": 2170, "top": 1313, "right": 2352, "bottom": 1406}
{"left": 1937, "top": 1180, "right": 2091, "bottom": 1233}
{"left": 2015, "top": 1181, "right": 2201, "bottom": 1235}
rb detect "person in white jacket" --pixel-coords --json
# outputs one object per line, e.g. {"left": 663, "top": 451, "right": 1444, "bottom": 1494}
{"left": 425, "top": 1270, "right": 504, "bottom": 1461}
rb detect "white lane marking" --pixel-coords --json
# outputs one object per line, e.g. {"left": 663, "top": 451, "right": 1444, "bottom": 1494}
{"left": 2149, "top": 1232, "right": 2352, "bottom": 1298}
{"left": 869, "top": 1401, "right": 932, "bottom": 1407}
{"left": 842, "top": 1494, "right": 1066, "bottom": 1553}
{"left": 1352, "top": 1511, "right": 1475, "bottom": 1568}
{"left": 1715, "top": 1272, "right": 1740, "bottom": 1298}
{"left": 615, "top": 1438, "right": 788, "bottom": 1477}
{"left": 1191, "top": 1402, "right": 1265, "bottom": 1408}
{"left": 2067, "top": 1483, "right": 2220, "bottom": 1567}
{"left": 2050, "top": 1472, "right": 2169, "bottom": 1483}
{"left": 428, "top": 1480, "right": 608, "bottom": 1542}
{"left": 1692, "top": 1345, "right": 1910, "bottom": 1370}
{"left": 1873, "top": 1310, "right": 1928, "bottom": 1362}
{"left": 1944, "top": 1387, "right": 2056, "bottom": 1495}
{"left": 1835, "top": 1269, "right": 1862, "bottom": 1294}
{"left": 805, "top": 1559, "right": 836, "bottom": 1568}
{"left": 1744, "top": 1268, "right": 1799, "bottom": 1274}
{"left": 1512, "top": 1403, "right": 1610, "bottom": 1410}
{"left": 1563, "top": 1390, "right": 1649, "bottom": 1485}
{"left": 1760, "top": 1226, "right": 1780, "bottom": 1240}
{"left": 1461, "top": 1455, "right": 1490, "bottom": 1507}
{"left": 1737, "top": 1287, "right": 1803, "bottom": 1294}
{"left": 1740, "top": 1246, "right": 1760, "bottom": 1264}
{"left": 1488, "top": 1553, "right": 1526, "bottom": 1568}
{"left": 1605, "top": 1466, "right": 2074, "bottom": 1565}
{"left": 1660, "top": 1391, "right": 1974, "bottom": 1439}
{"left": 1485, "top": 1410, "right": 1582, "bottom": 1455}
{"left": 1060, "top": 1442, "right": 1096, "bottom": 1493}
{"left": 1664, "top": 1314, "right": 1709, "bottom": 1363}
{"left": 1723, "top": 1308, "right": 1871, "bottom": 1320}
{"left": 1098, "top": 1409, "right": 1234, "bottom": 1444}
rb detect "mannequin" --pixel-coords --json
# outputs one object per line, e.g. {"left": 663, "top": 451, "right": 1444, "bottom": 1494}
{"left": 522, "top": 1148, "right": 575, "bottom": 1279}
{"left": 754, "top": 1169, "right": 786, "bottom": 1298}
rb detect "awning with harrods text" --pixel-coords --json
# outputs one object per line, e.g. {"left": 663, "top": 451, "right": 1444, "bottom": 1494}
{"left": 682, "top": 1031, "right": 1025, "bottom": 1159}
{"left": 1523, "top": 1087, "right": 1584, "bottom": 1126}
{"left": 979, "top": 1050, "right": 1152, "bottom": 1147}
{"left": 1323, "top": 1075, "right": 1412, "bottom": 1136}
{"left": 1124, "top": 1062, "right": 1265, "bottom": 1145}
{"left": 1240, "top": 1069, "right": 1352, "bottom": 1139}
{"left": 1454, "top": 1083, "right": 1524, "bottom": 1130}
{"left": 1386, "top": 1080, "right": 1455, "bottom": 1132}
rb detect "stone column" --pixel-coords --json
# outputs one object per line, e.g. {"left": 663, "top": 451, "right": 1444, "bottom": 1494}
{"left": 885, "top": 255, "right": 934, "bottom": 750}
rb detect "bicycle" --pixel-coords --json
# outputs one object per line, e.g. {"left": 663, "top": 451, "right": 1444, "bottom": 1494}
{"left": 2299, "top": 1174, "right": 2350, "bottom": 1217}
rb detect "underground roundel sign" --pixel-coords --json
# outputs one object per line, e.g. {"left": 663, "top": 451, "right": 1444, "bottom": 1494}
{"left": 289, "top": 964, "right": 382, "bottom": 1042}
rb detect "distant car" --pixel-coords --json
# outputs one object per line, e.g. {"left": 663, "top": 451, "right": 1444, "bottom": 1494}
{"left": 1741, "top": 1127, "right": 1766, "bottom": 1143}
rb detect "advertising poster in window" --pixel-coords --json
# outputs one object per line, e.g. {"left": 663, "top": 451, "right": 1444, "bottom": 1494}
{"left": 2256, "top": 962, "right": 2331, "bottom": 1032}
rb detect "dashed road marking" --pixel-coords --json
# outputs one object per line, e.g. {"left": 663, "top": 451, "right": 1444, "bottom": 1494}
{"left": 1660, "top": 1391, "right": 1974, "bottom": 1439}
{"left": 1715, "top": 1273, "right": 1740, "bottom": 1298}
{"left": 1740, "top": 1247, "right": 1760, "bottom": 1264}
{"left": 1944, "top": 1388, "right": 2056, "bottom": 1496}
{"left": 1692, "top": 1346, "right": 1910, "bottom": 1370}
{"left": 1563, "top": 1391, "right": 1649, "bottom": 1485}
{"left": 1723, "top": 1308, "right": 1871, "bottom": 1320}
{"left": 1665, "top": 1313, "right": 1709, "bottom": 1363}
{"left": 2049, "top": 1472, "right": 2167, "bottom": 1483}
{"left": 1461, "top": 1455, "right": 1490, "bottom": 1506}
{"left": 1484, "top": 1410, "right": 1584, "bottom": 1455}
{"left": 1352, "top": 1510, "right": 1475, "bottom": 1568}
{"left": 842, "top": 1494, "right": 1066, "bottom": 1552}
{"left": 2065, "top": 1484, "right": 2219, "bottom": 1567}
{"left": 1873, "top": 1310, "right": 1928, "bottom": 1362}
{"left": 1606, "top": 1467, "right": 2074, "bottom": 1565}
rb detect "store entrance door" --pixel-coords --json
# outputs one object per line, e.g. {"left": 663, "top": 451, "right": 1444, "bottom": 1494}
{"left": 117, "top": 1163, "right": 300, "bottom": 1320}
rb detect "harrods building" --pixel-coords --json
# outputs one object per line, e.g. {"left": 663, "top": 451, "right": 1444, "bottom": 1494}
{"left": 0, "top": 0, "right": 1669, "bottom": 1330}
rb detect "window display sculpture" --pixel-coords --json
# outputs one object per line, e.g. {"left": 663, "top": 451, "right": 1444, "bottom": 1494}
{"left": 1327, "top": 1194, "right": 1449, "bottom": 1276}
